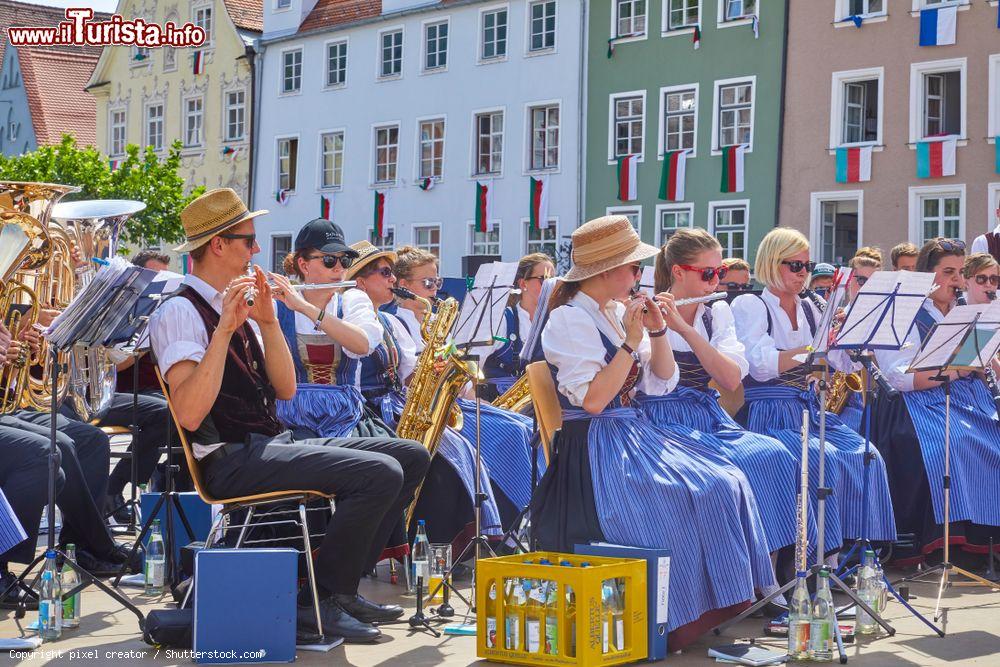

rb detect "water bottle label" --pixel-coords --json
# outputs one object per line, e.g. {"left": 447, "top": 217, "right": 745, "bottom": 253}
{"left": 39, "top": 601, "right": 51, "bottom": 630}
{"left": 602, "top": 620, "right": 609, "bottom": 653}
{"left": 809, "top": 620, "right": 831, "bottom": 651}
{"left": 415, "top": 561, "right": 429, "bottom": 583}
{"left": 145, "top": 560, "right": 164, "bottom": 587}
{"left": 544, "top": 617, "right": 558, "bottom": 654}
{"left": 505, "top": 615, "right": 520, "bottom": 650}
{"left": 63, "top": 595, "right": 76, "bottom": 621}
{"left": 788, "top": 621, "right": 809, "bottom": 653}
{"left": 529, "top": 585, "right": 546, "bottom": 604}
{"left": 615, "top": 617, "right": 625, "bottom": 651}
{"left": 486, "top": 617, "right": 497, "bottom": 648}
{"left": 526, "top": 619, "right": 540, "bottom": 652}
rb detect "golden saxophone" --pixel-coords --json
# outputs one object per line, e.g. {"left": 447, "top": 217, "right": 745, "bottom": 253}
{"left": 826, "top": 369, "right": 865, "bottom": 414}
{"left": 492, "top": 374, "right": 531, "bottom": 412}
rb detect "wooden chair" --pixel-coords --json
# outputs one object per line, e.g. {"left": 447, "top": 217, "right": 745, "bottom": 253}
{"left": 525, "top": 361, "right": 562, "bottom": 465}
{"left": 155, "top": 369, "right": 335, "bottom": 636}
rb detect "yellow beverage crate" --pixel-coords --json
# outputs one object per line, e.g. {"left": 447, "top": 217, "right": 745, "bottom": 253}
{"left": 477, "top": 552, "right": 648, "bottom": 666}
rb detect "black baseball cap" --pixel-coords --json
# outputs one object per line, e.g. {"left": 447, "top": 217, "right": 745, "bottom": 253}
{"left": 294, "top": 218, "right": 359, "bottom": 257}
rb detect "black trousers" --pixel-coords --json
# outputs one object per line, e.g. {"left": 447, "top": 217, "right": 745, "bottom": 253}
{"left": 202, "top": 431, "right": 429, "bottom": 596}
{"left": 0, "top": 415, "right": 115, "bottom": 564}
{"left": 60, "top": 391, "right": 172, "bottom": 497}
{"left": 15, "top": 410, "right": 110, "bottom": 505}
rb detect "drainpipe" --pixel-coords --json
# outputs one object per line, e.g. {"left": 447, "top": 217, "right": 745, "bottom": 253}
{"left": 248, "top": 40, "right": 264, "bottom": 206}
{"left": 576, "top": 0, "right": 589, "bottom": 238}
{"left": 773, "top": 0, "right": 790, "bottom": 228}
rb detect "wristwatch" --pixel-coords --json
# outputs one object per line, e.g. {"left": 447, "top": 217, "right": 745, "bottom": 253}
{"left": 620, "top": 342, "right": 640, "bottom": 363}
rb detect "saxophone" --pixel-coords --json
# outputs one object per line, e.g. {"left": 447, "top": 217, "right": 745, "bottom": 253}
{"left": 492, "top": 374, "right": 531, "bottom": 412}
{"left": 826, "top": 369, "right": 864, "bottom": 414}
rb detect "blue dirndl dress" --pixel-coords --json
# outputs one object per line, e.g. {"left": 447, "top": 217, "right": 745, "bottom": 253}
{"left": 736, "top": 298, "right": 896, "bottom": 551}
{"left": 481, "top": 306, "right": 524, "bottom": 401}
{"left": 532, "top": 313, "right": 774, "bottom": 647}
{"left": 838, "top": 391, "right": 865, "bottom": 435}
{"left": 872, "top": 306, "right": 1000, "bottom": 563}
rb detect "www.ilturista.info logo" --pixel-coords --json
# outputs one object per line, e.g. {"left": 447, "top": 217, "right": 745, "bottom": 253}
{"left": 6, "top": 8, "right": 207, "bottom": 48}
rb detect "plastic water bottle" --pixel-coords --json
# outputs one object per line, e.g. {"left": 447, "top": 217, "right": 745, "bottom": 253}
{"left": 145, "top": 520, "right": 166, "bottom": 595}
{"left": 61, "top": 544, "right": 80, "bottom": 629}
{"left": 485, "top": 580, "right": 498, "bottom": 648}
{"left": 809, "top": 568, "right": 835, "bottom": 661}
{"left": 787, "top": 572, "right": 810, "bottom": 659}
{"left": 504, "top": 576, "right": 525, "bottom": 650}
{"left": 411, "top": 519, "right": 430, "bottom": 595}
{"left": 543, "top": 578, "right": 559, "bottom": 655}
{"left": 560, "top": 561, "right": 576, "bottom": 657}
{"left": 856, "top": 549, "right": 878, "bottom": 635}
{"left": 38, "top": 551, "right": 62, "bottom": 641}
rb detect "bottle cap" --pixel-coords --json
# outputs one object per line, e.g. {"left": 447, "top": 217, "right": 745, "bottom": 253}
{"left": 539, "top": 559, "right": 551, "bottom": 565}
{"left": 418, "top": 519, "right": 426, "bottom": 526}
{"left": 559, "top": 560, "right": 572, "bottom": 567}
{"left": 153, "top": 519, "right": 160, "bottom": 525}
{"left": 66, "top": 543, "right": 75, "bottom": 549}
{"left": 44, "top": 549, "right": 56, "bottom": 558}
{"left": 795, "top": 570, "right": 807, "bottom": 578}
{"left": 580, "top": 562, "right": 590, "bottom": 567}
{"left": 819, "top": 567, "right": 830, "bottom": 576}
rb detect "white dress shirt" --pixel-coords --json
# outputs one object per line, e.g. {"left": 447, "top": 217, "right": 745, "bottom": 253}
{"left": 476, "top": 304, "right": 533, "bottom": 369}
{"left": 971, "top": 224, "right": 1000, "bottom": 256}
{"left": 394, "top": 307, "right": 426, "bottom": 354}
{"left": 873, "top": 299, "right": 941, "bottom": 392}
{"left": 288, "top": 288, "right": 383, "bottom": 358}
{"left": 148, "top": 274, "right": 265, "bottom": 459}
{"left": 383, "top": 312, "right": 418, "bottom": 383}
{"left": 731, "top": 288, "right": 825, "bottom": 382}
{"left": 542, "top": 291, "right": 679, "bottom": 408}
{"left": 668, "top": 300, "right": 750, "bottom": 379}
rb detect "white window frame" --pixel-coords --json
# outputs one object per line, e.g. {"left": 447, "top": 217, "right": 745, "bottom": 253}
{"left": 834, "top": 0, "right": 887, "bottom": 24}
{"left": 377, "top": 27, "right": 404, "bottom": 80}
{"left": 422, "top": 18, "right": 449, "bottom": 73}
{"left": 654, "top": 203, "right": 695, "bottom": 245}
{"left": 658, "top": 83, "right": 699, "bottom": 158}
{"left": 131, "top": 45, "right": 151, "bottom": 67}
{"left": 525, "top": 100, "right": 560, "bottom": 173}
{"left": 223, "top": 88, "right": 246, "bottom": 142}
{"left": 270, "top": 233, "right": 293, "bottom": 274}
{"left": 275, "top": 134, "right": 299, "bottom": 194}
{"left": 280, "top": 47, "right": 303, "bottom": 95}
{"left": 708, "top": 199, "right": 750, "bottom": 259}
{"left": 467, "top": 223, "right": 502, "bottom": 255}
{"left": 370, "top": 225, "right": 396, "bottom": 252}
{"left": 808, "top": 191, "right": 864, "bottom": 263}
{"left": 717, "top": 0, "right": 758, "bottom": 28}
{"left": 908, "top": 0, "right": 971, "bottom": 12}
{"left": 109, "top": 106, "right": 127, "bottom": 156}
{"left": 908, "top": 184, "right": 966, "bottom": 244}
{"left": 324, "top": 38, "right": 348, "bottom": 89}
{"left": 182, "top": 94, "right": 204, "bottom": 148}
{"left": 144, "top": 102, "right": 164, "bottom": 153}
{"left": 521, "top": 218, "right": 560, "bottom": 256}
{"left": 275, "top": 0, "right": 292, "bottom": 10}
{"left": 527, "top": 0, "right": 557, "bottom": 53}
{"left": 479, "top": 5, "right": 509, "bottom": 63}
{"left": 711, "top": 76, "right": 756, "bottom": 154}
{"left": 372, "top": 122, "right": 401, "bottom": 186}
{"left": 607, "top": 90, "right": 647, "bottom": 163}
{"left": 193, "top": 2, "right": 214, "bottom": 47}
{"left": 472, "top": 107, "right": 505, "bottom": 177}
{"left": 413, "top": 224, "right": 442, "bottom": 258}
{"left": 988, "top": 54, "right": 1000, "bottom": 141}
{"left": 987, "top": 183, "right": 1000, "bottom": 233}
{"left": 661, "top": 0, "right": 700, "bottom": 36}
{"left": 606, "top": 205, "right": 643, "bottom": 237}
{"left": 908, "top": 58, "right": 967, "bottom": 145}
{"left": 610, "top": 0, "right": 648, "bottom": 43}
{"left": 415, "top": 115, "right": 446, "bottom": 182}
{"left": 317, "top": 128, "right": 345, "bottom": 191}
{"left": 829, "top": 67, "right": 884, "bottom": 151}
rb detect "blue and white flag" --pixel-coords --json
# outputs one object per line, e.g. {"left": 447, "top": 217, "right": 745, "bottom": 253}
{"left": 918, "top": 5, "right": 957, "bottom": 46}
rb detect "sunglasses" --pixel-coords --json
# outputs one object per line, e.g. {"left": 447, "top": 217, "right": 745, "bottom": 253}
{"left": 307, "top": 254, "right": 355, "bottom": 270}
{"left": 781, "top": 260, "right": 817, "bottom": 274}
{"left": 218, "top": 232, "right": 256, "bottom": 248}
{"left": 419, "top": 277, "right": 444, "bottom": 290}
{"left": 974, "top": 274, "right": 1000, "bottom": 287}
{"left": 855, "top": 275, "right": 869, "bottom": 287}
{"left": 722, "top": 281, "right": 753, "bottom": 291}
{"left": 371, "top": 266, "right": 394, "bottom": 279}
{"left": 938, "top": 239, "right": 966, "bottom": 252}
{"left": 679, "top": 264, "right": 729, "bottom": 282}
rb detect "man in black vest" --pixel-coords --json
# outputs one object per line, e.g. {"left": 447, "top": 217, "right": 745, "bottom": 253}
{"left": 148, "top": 189, "right": 429, "bottom": 643}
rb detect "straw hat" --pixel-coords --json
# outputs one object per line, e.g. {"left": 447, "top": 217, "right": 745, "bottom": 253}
{"left": 345, "top": 240, "right": 398, "bottom": 280}
{"left": 561, "top": 215, "right": 659, "bottom": 282}
{"left": 174, "top": 188, "right": 268, "bottom": 252}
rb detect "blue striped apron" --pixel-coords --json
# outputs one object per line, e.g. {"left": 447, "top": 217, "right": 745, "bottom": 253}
{"left": 0, "top": 488, "right": 27, "bottom": 555}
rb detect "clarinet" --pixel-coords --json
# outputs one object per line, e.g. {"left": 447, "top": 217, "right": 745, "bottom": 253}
{"left": 955, "top": 289, "right": 967, "bottom": 306}
{"left": 800, "top": 288, "right": 826, "bottom": 314}
{"left": 982, "top": 359, "right": 1000, "bottom": 421}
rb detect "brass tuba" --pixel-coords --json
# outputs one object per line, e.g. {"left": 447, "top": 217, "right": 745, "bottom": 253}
{"left": 51, "top": 199, "right": 146, "bottom": 422}
{"left": 826, "top": 370, "right": 864, "bottom": 414}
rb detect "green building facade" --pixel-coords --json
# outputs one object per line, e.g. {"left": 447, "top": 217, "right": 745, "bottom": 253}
{"left": 585, "top": 0, "right": 787, "bottom": 263}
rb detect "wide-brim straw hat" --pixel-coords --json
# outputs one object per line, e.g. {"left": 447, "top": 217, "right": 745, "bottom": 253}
{"left": 561, "top": 215, "right": 659, "bottom": 282}
{"left": 345, "top": 240, "right": 398, "bottom": 280}
{"left": 174, "top": 187, "right": 268, "bottom": 252}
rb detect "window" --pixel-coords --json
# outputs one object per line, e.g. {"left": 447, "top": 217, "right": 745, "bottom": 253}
{"left": 820, "top": 199, "right": 859, "bottom": 264}
{"left": 611, "top": 93, "right": 644, "bottom": 158}
{"left": 710, "top": 202, "right": 748, "bottom": 259}
{"left": 608, "top": 207, "right": 642, "bottom": 234}
{"left": 282, "top": 49, "right": 302, "bottom": 94}
{"left": 145, "top": 103, "right": 164, "bottom": 152}
{"left": 194, "top": 5, "right": 213, "bottom": 43}
{"left": 662, "top": 86, "right": 697, "bottom": 153}
{"left": 830, "top": 69, "right": 883, "bottom": 148}
{"left": 414, "top": 225, "right": 441, "bottom": 257}
{"left": 715, "top": 79, "right": 754, "bottom": 150}
{"left": 990, "top": 54, "right": 1000, "bottom": 139}
{"left": 132, "top": 46, "right": 150, "bottom": 64}
{"left": 183, "top": 97, "right": 203, "bottom": 147}
{"left": 371, "top": 226, "right": 395, "bottom": 251}
{"left": 722, "top": 0, "right": 755, "bottom": 21}
{"left": 909, "top": 59, "right": 966, "bottom": 143}
{"left": 271, "top": 235, "right": 292, "bottom": 273}
{"left": 276, "top": 0, "right": 291, "bottom": 8}
{"left": 657, "top": 204, "right": 694, "bottom": 244}
{"left": 475, "top": 110, "right": 504, "bottom": 175}
{"left": 320, "top": 131, "right": 344, "bottom": 189}
{"left": 326, "top": 40, "right": 347, "bottom": 87}
{"left": 110, "top": 108, "right": 127, "bottom": 155}
{"left": 374, "top": 125, "right": 399, "bottom": 184}
{"left": 667, "top": 0, "right": 699, "bottom": 30}
{"left": 615, "top": 0, "right": 646, "bottom": 37}
{"left": 225, "top": 90, "right": 246, "bottom": 141}
{"left": 277, "top": 137, "right": 298, "bottom": 192}
{"left": 845, "top": 0, "right": 883, "bottom": 16}
{"left": 525, "top": 222, "right": 558, "bottom": 256}
{"left": 909, "top": 185, "right": 965, "bottom": 245}
{"left": 481, "top": 8, "right": 508, "bottom": 60}
{"left": 418, "top": 119, "right": 445, "bottom": 180}
{"left": 470, "top": 226, "right": 501, "bottom": 255}
{"left": 424, "top": 21, "right": 448, "bottom": 71}
{"left": 529, "top": 104, "right": 559, "bottom": 171}
{"left": 529, "top": 0, "right": 556, "bottom": 51}
{"left": 380, "top": 29, "right": 403, "bottom": 78}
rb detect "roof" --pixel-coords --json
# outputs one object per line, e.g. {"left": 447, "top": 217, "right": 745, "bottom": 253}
{"left": 223, "top": 0, "right": 264, "bottom": 33}
{"left": 17, "top": 46, "right": 101, "bottom": 146}
{"left": 0, "top": 0, "right": 108, "bottom": 66}
{"left": 299, "top": 0, "right": 382, "bottom": 33}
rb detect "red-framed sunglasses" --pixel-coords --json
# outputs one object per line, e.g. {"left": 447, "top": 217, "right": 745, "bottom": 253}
{"left": 678, "top": 264, "right": 729, "bottom": 282}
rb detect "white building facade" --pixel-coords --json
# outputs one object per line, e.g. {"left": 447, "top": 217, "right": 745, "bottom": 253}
{"left": 253, "top": 0, "right": 585, "bottom": 277}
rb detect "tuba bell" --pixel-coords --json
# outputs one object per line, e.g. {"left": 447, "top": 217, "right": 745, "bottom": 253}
{"left": 51, "top": 199, "right": 146, "bottom": 422}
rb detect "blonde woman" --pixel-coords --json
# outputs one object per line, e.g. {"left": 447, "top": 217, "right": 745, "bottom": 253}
{"left": 731, "top": 228, "right": 896, "bottom": 557}
{"left": 961, "top": 253, "right": 999, "bottom": 305}
{"left": 392, "top": 245, "right": 440, "bottom": 353}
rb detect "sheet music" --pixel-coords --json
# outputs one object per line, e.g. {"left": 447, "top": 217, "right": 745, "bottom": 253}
{"left": 907, "top": 304, "right": 989, "bottom": 372}
{"left": 638, "top": 266, "right": 656, "bottom": 297}
{"left": 810, "top": 268, "right": 852, "bottom": 354}
{"left": 835, "top": 270, "right": 935, "bottom": 350}
{"left": 112, "top": 270, "right": 185, "bottom": 349}
{"left": 519, "top": 277, "right": 557, "bottom": 363}
{"left": 452, "top": 261, "right": 517, "bottom": 349}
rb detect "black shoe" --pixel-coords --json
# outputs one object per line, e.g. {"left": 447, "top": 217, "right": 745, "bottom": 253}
{"left": 106, "top": 542, "right": 143, "bottom": 574}
{"left": 332, "top": 593, "right": 404, "bottom": 624}
{"left": 297, "top": 596, "right": 381, "bottom": 643}
{"left": 104, "top": 495, "right": 134, "bottom": 525}
{"left": 0, "top": 570, "right": 38, "bottom": 611}
{"left": 74, "top": 548, "right": 122, "bottom": 577}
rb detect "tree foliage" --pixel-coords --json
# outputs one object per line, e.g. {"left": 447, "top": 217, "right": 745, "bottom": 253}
{"left": 0, "top": 135, "right": 202, "bottom": 248}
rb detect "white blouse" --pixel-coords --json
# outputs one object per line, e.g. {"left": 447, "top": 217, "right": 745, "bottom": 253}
{"left": 542, "top": 291, "right": 679, "bottom": 407}
{"left": 383, "top": 311, "right": 418, "bottom": 383}
{"left": 668, "top": 300, "right": 750, "bottom": 379}
{"left": 394, "top": 307, "right": 426, "bottom": 354}
{"left": 873, "top": 299, "right": 941, "bottom": 392}
{"left": 731, "top": 288, "right": 826, "bottom": 382}
{"left": 285, "top": 288, "right": 383, "bottom": 359}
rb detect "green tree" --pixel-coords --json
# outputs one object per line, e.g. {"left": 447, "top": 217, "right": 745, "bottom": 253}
{"left": 0, "top": 135, "right": 202, "bottom": 248}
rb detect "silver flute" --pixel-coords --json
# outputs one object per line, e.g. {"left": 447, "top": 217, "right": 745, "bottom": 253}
{"left": 269, "top": 280, "right": 357, "bottom": 291}
{"left": 673, "top": 292, "right": 727, "bottom": 307}
{"left": 244, "top": 264, "right": 257, "bottom": 307}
